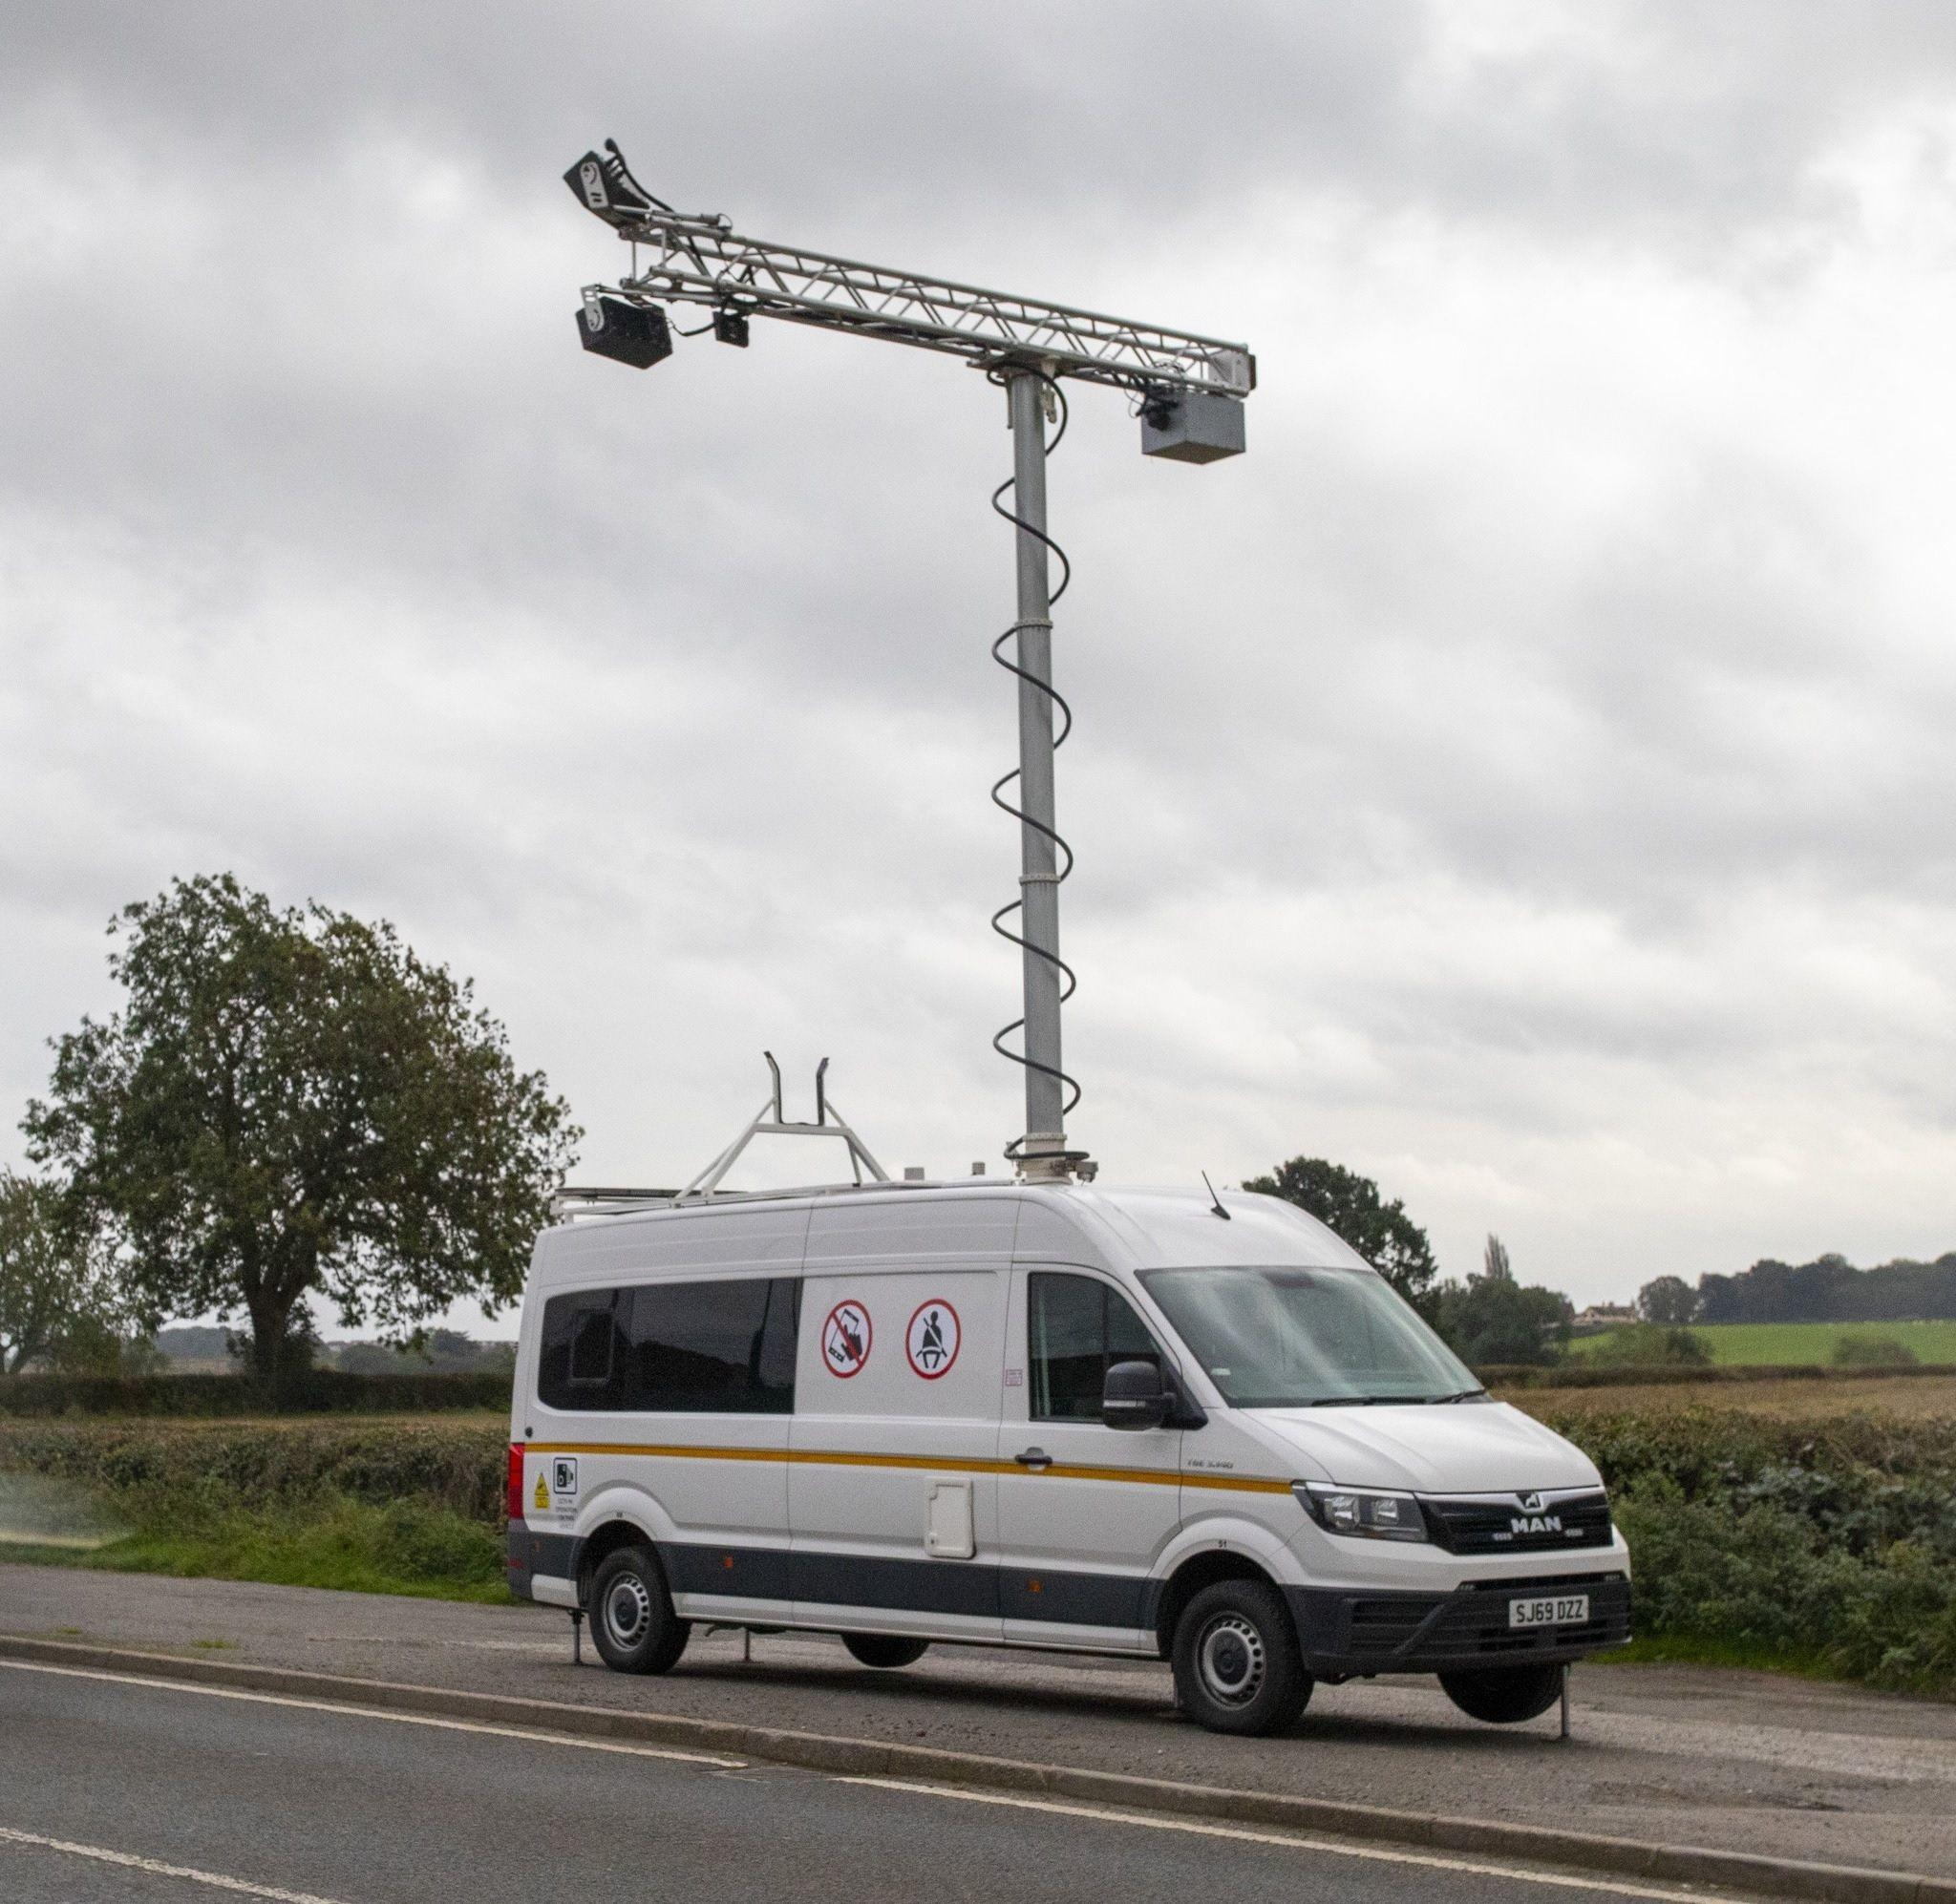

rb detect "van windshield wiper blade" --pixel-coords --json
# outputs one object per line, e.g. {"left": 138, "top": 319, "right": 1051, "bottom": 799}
{"left": 1308, "top": 1395, "right": 1394, "bottom": 1407}
{"left": 1430, "top": 1387, "right": 1489, "bottom": 1403}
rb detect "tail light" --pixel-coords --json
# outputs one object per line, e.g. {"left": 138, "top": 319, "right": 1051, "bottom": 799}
{"left": 506, "top": 1443, "right": 525, "bottom": 1523}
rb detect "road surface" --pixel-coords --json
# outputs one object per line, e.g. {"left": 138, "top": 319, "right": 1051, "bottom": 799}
{"left": 3, "top": 1565, "right": 1950, "bottom": 1880}
{"left": 0, "top": 1657, "right": 1741, "bottom": 1904}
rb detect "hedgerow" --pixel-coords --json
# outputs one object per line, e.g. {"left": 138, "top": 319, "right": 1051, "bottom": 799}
{"left": 2, "top": 1406, "right": 1952, "bottom": 1695}
{"left": 0, "top": 1369, "right": 511, "bottom": 1418}
{"left": 0, "top": 1418, "right": 505, "bottom": 1523}
{"left": 1534, "top": 1406, "right": 1956, "bottom": 1694}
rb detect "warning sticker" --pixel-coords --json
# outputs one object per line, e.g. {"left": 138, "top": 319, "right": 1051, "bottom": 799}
{"left": 821, "top": 1300, "right": 873, "bottom": 1378}
{"left": 533, "top": 1473, "right": 550, "bottom": 1513}
{"left": 551, "top": 1456, "right": 579, "bottom": 1499}
{"left": 905, "top": 1300, "right": 961, "bottom": 1380}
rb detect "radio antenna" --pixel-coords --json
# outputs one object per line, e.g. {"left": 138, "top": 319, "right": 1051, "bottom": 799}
{"left": 563, "top": 143, "right": 1255, "bottom": 1179}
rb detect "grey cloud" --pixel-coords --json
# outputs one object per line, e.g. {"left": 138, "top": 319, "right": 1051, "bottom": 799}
{"left": 5, "top": 3, "right": 1955, "bottom": 1308}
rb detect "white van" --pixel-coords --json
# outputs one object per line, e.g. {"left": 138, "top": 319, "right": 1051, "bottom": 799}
{"left": 505, "top": 1181, "right": 1629, "bottom": 1735}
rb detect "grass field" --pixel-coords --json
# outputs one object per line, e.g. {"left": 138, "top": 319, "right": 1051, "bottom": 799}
{"left": 1568, "top": 1318, "right": 1956, "bottom": 1365}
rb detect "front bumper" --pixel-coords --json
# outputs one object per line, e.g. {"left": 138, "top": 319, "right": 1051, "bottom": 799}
{"left": 1286, "top": 1570, "right": 1630, "bottom": 1678}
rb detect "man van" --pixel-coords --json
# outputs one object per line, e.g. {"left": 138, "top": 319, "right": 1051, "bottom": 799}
{"left": 505, "top": 1181, "right": 1628, "bottom": 1736}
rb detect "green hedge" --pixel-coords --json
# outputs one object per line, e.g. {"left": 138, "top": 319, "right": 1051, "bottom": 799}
{"left": 1481, "top": 1360, "right": 1956, "bottom": 1389}
{"left": 4, "top": 1405, "right": 1953, "bottom": 1695}
{"left": 0, "top": 1419, "right": 506, "bottom": 1524}
{"left": 1532, "top": 1405, "right": 1956, "bottom": 1694}
{"left": 0, "top": 1369, "right": 511, "bottom": 1418}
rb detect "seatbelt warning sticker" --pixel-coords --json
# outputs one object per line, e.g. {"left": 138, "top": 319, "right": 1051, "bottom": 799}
{"left": 821, "top": 1300, "right": 873, "bottom": 1378}
{"left": 905, "top": 1300, "right": 961, "bottom": 1380}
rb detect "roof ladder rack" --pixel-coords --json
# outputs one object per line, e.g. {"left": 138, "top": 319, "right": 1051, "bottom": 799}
{"left": 551, "top": 1054, "right": 889, "bottom": 1218}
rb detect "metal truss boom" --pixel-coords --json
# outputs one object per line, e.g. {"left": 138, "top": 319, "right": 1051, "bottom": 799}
{"left": 564, "top": 141, "right": 1254, "bottom": 1178}
{"left": 596, "top": 214, "right": 1253, "bottom": 399}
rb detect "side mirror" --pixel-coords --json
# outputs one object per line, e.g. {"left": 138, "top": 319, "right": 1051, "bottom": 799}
{"left": 1103, "top": 1359, "right": 1169, "bottom": 1431}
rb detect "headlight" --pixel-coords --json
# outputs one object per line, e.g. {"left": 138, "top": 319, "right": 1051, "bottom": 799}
{"left": 1294, "top": 1481, "right": 1429, "bottom": 1543}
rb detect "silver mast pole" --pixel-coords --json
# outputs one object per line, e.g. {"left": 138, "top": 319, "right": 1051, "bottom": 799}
{"left": 1007, "top": 369, "right": 1069, "bottom": 1174}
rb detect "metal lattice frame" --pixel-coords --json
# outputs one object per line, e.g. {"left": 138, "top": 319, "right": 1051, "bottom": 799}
{"left": 598, "top": 215, "right": 1253, "bottom": 398}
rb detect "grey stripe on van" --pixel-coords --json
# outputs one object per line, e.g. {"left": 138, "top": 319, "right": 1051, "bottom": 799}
{"left": 523, "top": 1526, "right": 1156, "bottom": 1634}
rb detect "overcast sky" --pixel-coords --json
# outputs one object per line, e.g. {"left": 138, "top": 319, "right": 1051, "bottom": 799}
{"left": 4, "top": 1, "right": 1954, "bottom": 1329}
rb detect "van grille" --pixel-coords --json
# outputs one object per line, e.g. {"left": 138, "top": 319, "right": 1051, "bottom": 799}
{"left": 1422, "top": 1491, "right": 1613, "bottom": 1556}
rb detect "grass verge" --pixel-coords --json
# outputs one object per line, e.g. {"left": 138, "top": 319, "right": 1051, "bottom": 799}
{"left": 2, "top": 1492, "right": 511, "bottom": 1604}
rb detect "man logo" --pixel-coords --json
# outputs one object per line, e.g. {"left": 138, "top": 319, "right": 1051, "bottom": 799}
{"left": 1517, "top": 1491, "right": 1544, "bottom": 1513}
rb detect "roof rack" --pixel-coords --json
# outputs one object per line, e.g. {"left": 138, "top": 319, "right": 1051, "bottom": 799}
{"left": 551, "top": 1054, "right": 891, "bottom": 1220}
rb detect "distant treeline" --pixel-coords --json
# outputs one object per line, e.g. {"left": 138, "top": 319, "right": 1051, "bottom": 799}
{"left": 1698, "top": 1253, "right": 1956, "bottom": 1324}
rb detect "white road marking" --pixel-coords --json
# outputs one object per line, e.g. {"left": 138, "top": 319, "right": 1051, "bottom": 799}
{"left": 0, "top": 1659, "right": 746, "bottom": 1767}
{"left": 837, "top": 1778, "right": 1748, "bottom": 1903}
{"left": 0, "top": 1824, "right": 352, "bottom": 1902}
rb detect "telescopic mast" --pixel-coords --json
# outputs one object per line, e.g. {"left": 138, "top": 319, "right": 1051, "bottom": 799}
{"left": 564, "top": 141, "right": 1253, "bottom": 1179}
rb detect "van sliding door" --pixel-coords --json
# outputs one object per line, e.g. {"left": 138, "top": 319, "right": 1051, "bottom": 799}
{"left": 788, "top": 1266, "right": 1007, "bottom": 1641}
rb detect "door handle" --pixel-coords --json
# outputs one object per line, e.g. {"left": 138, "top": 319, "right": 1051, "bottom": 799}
{"left": 1013, "top": 1448, "right": 1052, "bottom": 1470}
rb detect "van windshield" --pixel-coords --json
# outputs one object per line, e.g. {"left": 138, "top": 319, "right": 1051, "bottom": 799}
{"left": 1137, "top": 1264, "right": 1478, "bottom": 1407}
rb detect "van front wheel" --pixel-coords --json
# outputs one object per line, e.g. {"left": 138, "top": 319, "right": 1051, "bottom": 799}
{"left": 588, "top": 1547, "right": 691, "bottom": 1675}
{"left": 841, "top": 1633, "right": 929, "bottom": 1669}
{"left": 1170, "top": 1580, "right": 1311, "bottom": 1735}
{"left": 1439, "top": 1662, "right": 1563, "bottom": 1724}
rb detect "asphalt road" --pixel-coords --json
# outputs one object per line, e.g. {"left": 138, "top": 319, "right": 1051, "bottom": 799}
{"left": 5, "top": 1565, "right": 1951, "bottom": 1881}
{"left": 0, "top": 1659, "right": 1730, "bottom": 1904}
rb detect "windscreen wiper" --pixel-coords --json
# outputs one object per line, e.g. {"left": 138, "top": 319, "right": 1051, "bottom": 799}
{"left": 1429, "top": 1387, "right": 1489, "bottom": 1404}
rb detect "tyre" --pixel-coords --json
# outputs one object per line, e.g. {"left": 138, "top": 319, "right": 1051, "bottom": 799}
{"left": 1439, "top": 1661, "right": 1564, "bottom": 1724}
{"left": 588, "top": 1546, "right": 691, "bottom": 1675}
{"left": 1170, "top": 1579, "right": 1311, "bottom": 1736}
{"left": 841, "top": 1633, "right": 930, "bottom": 1669}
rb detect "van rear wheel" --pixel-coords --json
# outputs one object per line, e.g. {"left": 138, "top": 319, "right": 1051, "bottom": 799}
{"left": 1439, "top": 1661, "right": 1564, "bottom": 1724}
{"left": 841, "top": 1633, "right": 930, "bottom": 1669}
{"left": 1171, "top": 1579, "right": 1311, "bottom": 1736}
{"left": 588, "top": 1546, "right": 691, "bottom": 1675}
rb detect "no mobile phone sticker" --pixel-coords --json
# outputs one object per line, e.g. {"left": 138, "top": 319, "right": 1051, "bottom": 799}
{"left": 822, "top": 1300, "right": 873, "bottom": 1378}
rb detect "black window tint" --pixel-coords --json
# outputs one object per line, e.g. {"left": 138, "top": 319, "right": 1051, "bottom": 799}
{"left": 538, "top": 1280, "right": 799, "bottom": 1414}
{"left": 538, "top": 1290, "right": 625, "bottom": 1410}
{"left": 1029, "top": 1273, "right": 1160, "bottom": 1422}
{"left": 625, "top": 1277, "right": 799, "bottom": 1414}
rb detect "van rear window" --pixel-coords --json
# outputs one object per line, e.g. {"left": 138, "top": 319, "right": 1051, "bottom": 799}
{"left": 537, "top": 1279, "right": 800, "bottom": 1414}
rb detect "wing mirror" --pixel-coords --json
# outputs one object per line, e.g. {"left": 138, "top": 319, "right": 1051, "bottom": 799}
{"left": 1102, "top": 1359, "right": 1170, "bottom": 1431}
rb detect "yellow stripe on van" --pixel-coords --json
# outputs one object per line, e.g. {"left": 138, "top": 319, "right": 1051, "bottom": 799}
{"left": 525, "top": 1440, "right": 1293, "bottom": 1495}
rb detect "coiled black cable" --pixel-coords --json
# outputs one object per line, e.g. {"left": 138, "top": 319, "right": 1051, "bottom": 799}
{"left": 986, "top": 367, "right": 1082, "bottom": 1153}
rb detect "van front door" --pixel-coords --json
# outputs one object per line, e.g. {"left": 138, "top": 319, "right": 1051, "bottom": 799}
{"left": 995, "top": 1268, "right": 1183, "bottom": 1651}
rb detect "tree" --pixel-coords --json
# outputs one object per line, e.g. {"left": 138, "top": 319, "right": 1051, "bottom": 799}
{"left": 1243, "top": 1156, "right": 1438, "bottom": 1306}
{"left": 24, "top": 874, "right": 581, "bottom": 1378}
{"left": 0, "top": 1170, "right": 127, "bottom": 1374}
{"left": 1636, "top": 1275, "right": 1700, "bottom": 1325}
{"left": 1429, "top": 1237, "right": 1572, "bottom": 1367}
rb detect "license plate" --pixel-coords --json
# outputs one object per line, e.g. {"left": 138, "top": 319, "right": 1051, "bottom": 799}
{"left": 1509, "top": 1592, "right": 1588, "bottom": 1629}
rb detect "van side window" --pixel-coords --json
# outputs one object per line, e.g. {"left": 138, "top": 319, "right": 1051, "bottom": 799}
{"left": 1028, "top": 1273, "right": 1161, "bottom": 1422}
{"left": 626, "top": 1277, "right": 800, "bottom": 1414}
{"left": 539, "top": 1280, "right": 802, "bottom": 1413}
{"left": 538, "top": 1290, "right": 626, "bottom": 1409}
